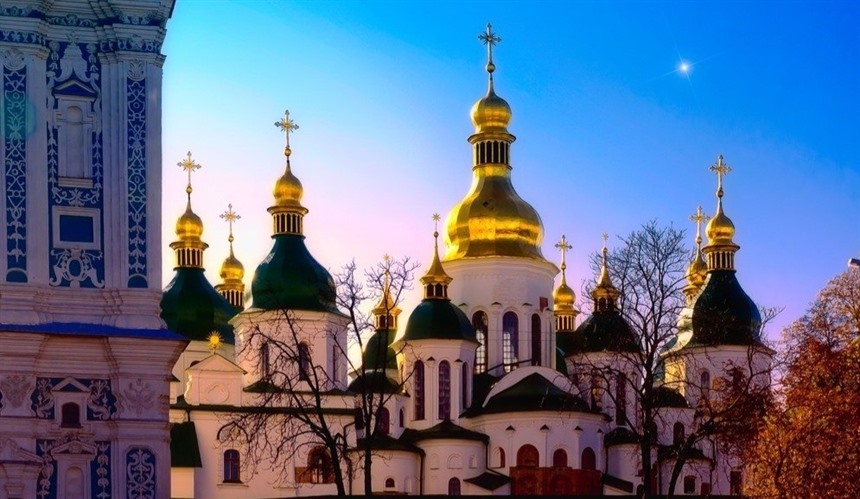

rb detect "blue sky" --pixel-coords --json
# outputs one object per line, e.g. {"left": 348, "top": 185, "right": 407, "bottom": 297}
{"left": 161, "top": 0, "right": 860, "bottom": 338}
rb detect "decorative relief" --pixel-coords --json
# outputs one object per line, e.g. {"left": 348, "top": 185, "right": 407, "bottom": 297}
{"left": 0, "top": 374, "right": 32, "bottom": 408}
{"left": 36, "top": 439, "right": 57, "bottom": 499}
{"left": 126, "top": 447, "right": 156, "bottom": 499}
{"left": 91, "top": 441, "right": 111, "bottom": 499}
{"left": 46, "top": 40, "right": 105, "bottom": 288}
{"left": 49, "top": 248, "right": 104, "bottom": 287}
{"left": 31, "top": 379, "right": 55, "bottom": 419}
{"left": 0, "top": 30, "right": 44, "bottom": 46}
{"left": 87, "top": 379, "right": 117, "bottom": 420}
{"left": 126, "top": 72, "right": 148, "bottom": 287}
{"left": 35, "top": 436, "right": 108, "bottom": 499}
{"left": 29, "top": 378, "right": 117, "bottom": 420}
{"left": 121, "top": 379, "right": 154, "bottom": 417}
{"left": 126, "top": 60, "right": 145, "bottom": 81}
{"left": 4, "top": 54, "right": 28, "bottom": 282}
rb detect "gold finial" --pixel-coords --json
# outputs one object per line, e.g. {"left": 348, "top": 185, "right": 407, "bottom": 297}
{"left": 177, "top": 151, "right": 201, "bottom": 201}
{"left": 709, "top": 154, "right": 732, "bottom": 199}
{"left": 274, "top": 109, "right": 300, "bottom": 158}
{"left": 207, "top": 331, "right": 222, "bottom": 354}
{"left": 422, "top": 213, "right": 453, "bottom": 293}
{"left": 432, "top": 213, "right": 441, "bottom": 238}
{"left": 601, "top": 232, "right": 609, "bottom": 260}
{"left": 690, "top": 205, "right": 709, "bottom": 247}
{"left": 478, "top": 22, "right": 501, "bottom": 89}
{"left": 555, "top": 235, "right": 572, "bottom": 272}
{"left": 220, "top": 203, "right": 241, "bottom": 245}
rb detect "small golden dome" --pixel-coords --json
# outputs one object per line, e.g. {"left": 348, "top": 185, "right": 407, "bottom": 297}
{"left": 553, "top": 280, "right": 576, "bottom": 309}
{"left": 273, "top": 163, "right": 304, "bottom": 208}
{"left": 470, "top": 86, "right": 512, "bottom": 133}
{"left": 686, "top": 253, "right": 707, "bottom": 288}
{"left": 705, "top": 201, "right": 735, "bottom": 246}
{"left": 220, "top": 250, "right": 244, "bottom": 282}
{"left": 176, "top": 201, "right": 203, "bottom": 242}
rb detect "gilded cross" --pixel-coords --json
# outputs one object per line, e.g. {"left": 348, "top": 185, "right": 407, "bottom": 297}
{"left": 709, "top": 154, "right": 732, "bottom": 197}
{"left": 478, "top": 23, "right": 501, "bottom": 73}
{"left": 689, "top": 205, "right": 709, "bottom": 246}
{"left": 177, "top": 151, "right": 201, "bottom": 199}
{"left": 274, "top": 109, "right": 299, "bottom": 154}
{"left": 555, "top": 235, "right": 572, "bottom": 270}
{"left": 220, "top": 204, "right": 241, "bottom": 244}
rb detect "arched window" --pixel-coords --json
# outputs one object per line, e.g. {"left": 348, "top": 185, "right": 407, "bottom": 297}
{"left": 581, "top": 447, "right": 596, "bottom": 470}
{"left": 591, "top": 377, "right": 604, "bottom": 410}
{"left": 499, "top": 447, "right": 506, "bottom": 468}
{"left": 700, "top": 371, "right": 711, "bottom": 402}
{"left": 385, "top": 477, "right": 395, "bottom": 489}
{"left": 439, "top": 360, "right": 451, "bottom": 420}
{"left": 517, "top": 444, "right": 539, "bottom": 467}
{"left": 399, "top": 407, "right": 405, "bottom": 427}
{"left": 683, "top": 475, "right": 697, "bottom": 494}
{"left": 615, "top": 373, "right": 628, "bottom": 423}
{"left": 673, "top": 422, "right": 685, "bottom": 446}
{"left": 461, "top": 361, "right": 469, "bottom": 410}
{"left": 472, "top": 311, "right": 488, "bottom": 373}
{"left": 308, "top": 446, "right": 333, "bottom": 484}
{"left": 298, "top": 343, "right": 311, "bottom": 381}
{"left": 553, "top": 448, "right": 568, "bottom": 467}
{"left": 503, "top": 312, "right": 519, "bottom": 372}
{"left": 414, "top": 361, "right": 425, "bottom": 420}
{"left": 260, "top": 342, "right": 271, "bottom": 377}
{"left": 448, "top": 477, "right": 461, "bottom": 496}
{"left": 61, "top": 402, "right": 81, "bottom": 428}
{"left": 64, "top": 466, "right": 84, "bottom": 499}
{"left": 223, "top": 449, "right": 241, "bottom": 483}
{"left": 375, "top": 407, "right": 390, "bottom": 436}
{"left": 531, "top": 314, "right": 542, "bottom": 366}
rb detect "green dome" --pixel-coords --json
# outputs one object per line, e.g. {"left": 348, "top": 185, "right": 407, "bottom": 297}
{"left": 568, "top": 310, "right": 639, "bottom": 354}
{"left": 249, "top": 234, "right": 339, "bottom": 313}
{"left": 691, "top": 270, "right": 761, "bottom": 346}
{"left": 362, "top": 328, "right": 398, "bottom": 371}
{"left": 161, "top": 268, "right": 238, "bottom": 343}
{"left": 401, "top": 299, "right": 476, "bottom": 342}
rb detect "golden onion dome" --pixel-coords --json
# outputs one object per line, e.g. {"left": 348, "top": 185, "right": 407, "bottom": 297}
{"left": 553, "top": 280, "right": 576, "bottom": 310}
{"left": 220, "top": 250, "right": 244, "bottom": 282}
{"left": 470, "top": 86, "right": 512, "bottom": 133}
{"left": 686, "top": 253, "right": 708, "bottom": 288}
{"left": 705, "top": 202, "right": 735, "bottom": 246}
{"left": 273, "top": 162, "right": 304, "bottom": 208}
{"left": 175, "top": 201, "right": 203, "bottom": 242}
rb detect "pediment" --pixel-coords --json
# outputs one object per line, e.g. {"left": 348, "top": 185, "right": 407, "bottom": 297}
{"left": 186, "top": 353, "right": 245, "bottom": 374}
{"left": 51, "top": 439, "right": 97, "bottom": 457}
{"left": 53, "top": 77, "right": 97, "bottom": 99}
{"left": 0, "top": 438, "right": 40, "bottom": 463}
{"left": 53, "top": 377, "right": 89, "bottom": 393}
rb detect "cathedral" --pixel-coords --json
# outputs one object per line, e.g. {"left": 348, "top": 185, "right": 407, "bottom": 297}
{"left": 0, "top": 2, "right": 770, "bottom": 498}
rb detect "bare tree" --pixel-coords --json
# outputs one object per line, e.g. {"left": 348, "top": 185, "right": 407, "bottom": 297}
{"left": 567, "top": 220, "right": 777, "bottom": 497}
{"left": 222, "top": 256, "right": 417, "bottom": 496}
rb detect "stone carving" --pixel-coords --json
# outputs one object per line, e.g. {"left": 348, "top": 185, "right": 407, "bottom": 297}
{"left": 0, "top": 375, "right": 32, "bottom": 408}
{"left": 122, "top": 379, "right": 154, "bottom": 417}
{"left": 49, "top": 248, "right": 105, "bottom": 288}
{"left": 126, "top": 72, "right": 148, "bottom": 287}
{"left": 3, "top": 55, "right": 27, "bottom": 282}
{"left": 126, "top": 447, "right": 156, "bottom": 499}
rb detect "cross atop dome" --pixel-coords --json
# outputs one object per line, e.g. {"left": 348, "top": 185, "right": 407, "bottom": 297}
{"left": 177, "top": 151, "right": 201, "bottom": 200}
{"left": 220, "top": 203, "right": 241, "bottom": 244}
{"left": 690, "top": 205, "right": 709, "bottom": 247}
{"left": 555, "top": 234, "right": 572, "bottom": 271}
{"left": 274, "top": 109, "right": 299, "bottom": 157}
{"left": 478, "top": 23, "right": 501, "bottom": 76}
{"left": 710, "top": 154, "right": 732, "bottom": 198}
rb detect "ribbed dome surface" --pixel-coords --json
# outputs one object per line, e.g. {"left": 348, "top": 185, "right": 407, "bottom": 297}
{"left": 175, "top": 204, "right": 203, "bottom": 241}
{"left": 470, "top": 88, "right": 511, "bottom": 133}
{"left": 691, "top": 270, "right": 761, "bottom": 346}
{"left": 161, "top": 268, "right": 238, "bottom": 343}
{"left": 401, "top": 299, "right": 475, "bottom": 342}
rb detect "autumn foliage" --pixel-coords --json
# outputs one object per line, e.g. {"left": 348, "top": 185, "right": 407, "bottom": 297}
{"left": 746, "top": 269, "right": 860, "bottom": 498}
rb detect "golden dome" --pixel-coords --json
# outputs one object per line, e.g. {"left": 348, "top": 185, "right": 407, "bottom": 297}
{"left": 554, "top": 280, "right": 576, "bottom": 310}
{"left": 176, "top": 201, "right": 203, "bottom": 242}
{"left": 471, "top": 85, "right": 511, "bottom": 133}
{"left": 705, "top": 201, "right": 736, "bottom": 246}
{"left": 686, "top": 253, "right": 707, "bottom": 288}
{"left": 273, "top": 162, "right": 304, "bottom": 208}
{"left": 220, "top": 249, "right": 244, "bottom": 283}
{"left": 592, "top": 237, "right": 620, "bottom": 307}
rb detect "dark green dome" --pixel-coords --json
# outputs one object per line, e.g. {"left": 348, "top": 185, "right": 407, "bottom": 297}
{"left": 691, "top": 270, "right": 761, "bottom": 346}
{"left": 401, "top": 299, "right": 476, "bottom": 342}
{"left": 568, "top": 310, "right": 639, "bottom": 354}
{"left": 648, "top": 385, "right": 689, "bottom": 408}
{"left": 479, "top": 373, "right": 591, "bottom": 415}
{"left": 161, "top": 268, "right": 238, "bottom": 343}
{"left": 555, "top": 346, "right": 568, "bottom": 376}
{"left": 362, "top": 328, "right": 398, "bottom": 371}
{"left": 249, "top": 234, "right": 339, "bottom": 313}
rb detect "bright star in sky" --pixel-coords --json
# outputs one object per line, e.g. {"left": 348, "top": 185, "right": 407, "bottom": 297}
{"left": 678, "top": 60, "right": 691, "bottom": 74}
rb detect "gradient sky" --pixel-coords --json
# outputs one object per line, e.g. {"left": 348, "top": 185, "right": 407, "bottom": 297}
{"left": 160, "top": 0, "right": 860, "bottom": 340}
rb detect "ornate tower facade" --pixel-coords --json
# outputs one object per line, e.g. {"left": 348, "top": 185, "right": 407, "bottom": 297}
{"left": 443, "top": 25, "right": 558, "bottom": 376}
{"left": 0, "top": 2, "right": 184, "bottom": 498}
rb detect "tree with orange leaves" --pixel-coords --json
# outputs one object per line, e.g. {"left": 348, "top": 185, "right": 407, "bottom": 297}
{"left": 746, "top": 268, "right": 860, "bottom": 498}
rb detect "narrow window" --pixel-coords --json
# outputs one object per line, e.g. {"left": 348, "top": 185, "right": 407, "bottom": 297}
{"left": 591, "top": 377, "right": 604, "bottom": 410}
{"left": 399, "top": 408, "right": 405, "bottom": 427}
{"left": 516, "top": 444, "right": 539, "bottom": 467}
{"left": 414, "top": 361, "right": 425, "bottom": 420}
{"left": 499, "top": 447, "right": 506, "bottom": 468}
{"left": 581, "top": 447, "right": 596, "bottom": 470}
{"left": 531, "top": 313, "right": 541, "bottom": 366}
{"left": 308, "top": 446, "right": 333, "bottom": 484}
{"left": 448, "top": 477, "right": 461, "bottom": 496}
{"left": 684, "top": 475, "right": 696, "bottom": 494}
{"left": 553, "top": 449, "right": 568, "bottom": 467}
{"left": 503, "top": 312, "right": 518, "bottom": 372}
{"left": 260, "top": 342, "right": 271, "bottom": 378}
{"left": 223, "top": 449, "right": 241, "bottom": 483}
{"left": 701, "top": 371, "right": 711, "bottom": 403}
{"left": 615, "top": 373, "right": 627, "bottom": 423}
{"left": 61, "top": 402, "right": 81, "bottom": 428}
{"left": 730, "top": 471, "right": 743, "bottom": 495}
{"left": 472, "top": 311, "right": 487, "bottom": 373}
{"left": 673, "top": 422, "right": 685, "bottom": 446}
{"left": 461, "top": 361, "right": 469, "bottom": 410}
{"left": 439, "top": 360, "right": 451, "bottom": 420}
{"left": 298, "top": 343, "right": 311, "bottom": 381}
{"left": 375, "top": 407, "right": 390, "bottom": 436}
